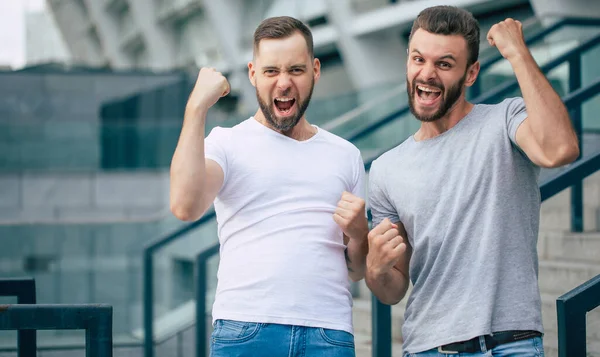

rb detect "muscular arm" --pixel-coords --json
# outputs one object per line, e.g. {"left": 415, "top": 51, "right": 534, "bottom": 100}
{"left": 487, "top": 19, "right": 579, "bottom": 168}
{"left": 169, "top": 104, "right": 224, "bottom": 221}
{"left": 365, "top": 221, "right": 412, "bottom": 305}
{"left": 512, "top": 51, "right": 580, "bottom": 168}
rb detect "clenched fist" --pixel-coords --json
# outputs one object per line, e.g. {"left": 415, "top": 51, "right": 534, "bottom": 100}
{"left": 487, "top": 18, "right": 529, "bottom": 62}
{"left": 366, "top": 218, "right": 407, "bottom": 276}
{"left": 333, "top": 191, "right": 368, "bottom": 242}
{"left": 188, "top": 67, "right": 231, "bottom": 111}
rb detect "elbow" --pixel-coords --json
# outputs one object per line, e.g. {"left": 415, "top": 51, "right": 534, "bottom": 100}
{"left": 543, "top": 142, "right": 580, "bottom": 168}
{"left": 349, "top": 272, "right": 365, "bottom": 283}
{"left": 170, "top": 199, "right": 202, "bottom": 222}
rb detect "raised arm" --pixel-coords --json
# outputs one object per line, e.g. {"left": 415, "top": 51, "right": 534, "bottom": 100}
{"left": 170, "top": 68, "right": 230, "bottom": 221}
{"left": 365, "top": 219, "right": 411, "bottom": 305}
{"left": 487, "top": 19, "right": 579, "bottom": 168}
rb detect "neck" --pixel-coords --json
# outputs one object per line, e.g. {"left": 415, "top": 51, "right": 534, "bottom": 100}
{"left": 254, "top": 110, "right": 316, "bottom": 141}
{"left": 414, "top": 98, "right": 474, "bottom": 141}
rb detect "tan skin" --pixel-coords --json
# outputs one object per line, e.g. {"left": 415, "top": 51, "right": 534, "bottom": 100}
{"left": 366, "top": 21, "right": 579, "bottom": 305}
{"left": 170, "top": 32, "right": 369, "bottom": 281}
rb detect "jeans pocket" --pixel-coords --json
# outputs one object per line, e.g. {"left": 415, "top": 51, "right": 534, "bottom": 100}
{"left": 212, "top": 319, "right": 263, "bottom": 343}
{"left": 318, "top": 328, "right": 355, "bottom": 348}
{"left": 533, "top": 336, "right": 545, "bottom": 357}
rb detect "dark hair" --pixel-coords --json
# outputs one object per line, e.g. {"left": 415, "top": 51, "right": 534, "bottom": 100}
{"left": 409, "top": 6, "right": 480, "bottom": 66}
{"left": 253, "top": 16, "right": 314, "bottom": 58}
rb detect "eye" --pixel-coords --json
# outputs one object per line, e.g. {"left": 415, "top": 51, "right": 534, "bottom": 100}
{"left": 264, "top": 69, "right": 278, "bottom": 75}
{"left": 439, "top": 62, "right": 452, "bottom": 69}
{"left": 290, "top": 68, "right": 304, "bottom": 74}
{"left": 413, "top": 56, "right": 424, "bottom": 63}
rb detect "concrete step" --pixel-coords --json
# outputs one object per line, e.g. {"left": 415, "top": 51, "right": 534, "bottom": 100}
{"left": 539, "top": 231, "right": 600, "bottom": 263}
{"left": 539, "top": 260, "right": 600, "bottom": 294}
{"left": 539, "top": 205, "right": 599, "bottom": 232}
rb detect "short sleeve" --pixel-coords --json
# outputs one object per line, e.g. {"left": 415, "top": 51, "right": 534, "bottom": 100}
{"left": 205, "top": 126, "right": 229, "bottom": 184}
{"left": 505, "top": 97, "right": 528, "bottom": 147}
{"left": 368, "top": 159, "right": 400, "bottom": 226}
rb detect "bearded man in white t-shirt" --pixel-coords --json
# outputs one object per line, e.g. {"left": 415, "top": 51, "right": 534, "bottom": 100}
{"left": 170, "top": 16, "right": 368, "bottom": 357}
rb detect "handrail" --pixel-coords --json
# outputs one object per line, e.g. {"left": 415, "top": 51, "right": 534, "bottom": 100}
{"left": 0, "top": 304, "right": 113, "bottom": 357}
{"left": 143, "top": 210, "right": 216, "bottom": 357}
{"left": 0, "top": 278, "right": 36, "bottom": 357}
{"left": 556, "top": 274, "right": 600, "bottom": 357}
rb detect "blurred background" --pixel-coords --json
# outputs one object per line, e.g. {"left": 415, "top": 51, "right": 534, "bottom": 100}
{"left": 0, "top": 0, "right": 599, "bottom": 356}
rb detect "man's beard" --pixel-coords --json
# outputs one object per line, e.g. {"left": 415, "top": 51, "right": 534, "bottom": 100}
{"left": 256, "top": 80, "right": 314, "bottom": 133}
{"left": 407, "top": 72, "right": 466, "bottom": 122}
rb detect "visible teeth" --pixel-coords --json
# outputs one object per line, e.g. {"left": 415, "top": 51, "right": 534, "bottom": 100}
{"left": 417, "top": 85, "right": 441, "bottom": 93}
{"left": 275, "top": 97, "right": 293, "bottom": 102}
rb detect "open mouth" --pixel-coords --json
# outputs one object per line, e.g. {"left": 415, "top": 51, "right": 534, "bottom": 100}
{"left": 274, "top": 97, "right": 296, "bottom": 116}
{"left": 416, "top": 85, "right": 442, "bottom": 106}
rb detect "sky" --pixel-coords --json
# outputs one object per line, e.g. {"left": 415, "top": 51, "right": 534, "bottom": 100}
{"left": 0, "top": 0, "right": 46, "bottom": 69}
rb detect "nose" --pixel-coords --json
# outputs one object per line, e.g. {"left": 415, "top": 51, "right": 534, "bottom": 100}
{"left": 276, "top": 73, "right": 292, "bottom": 92}
{"left": 418, "top": 63, "right": 437, "bottom": 83}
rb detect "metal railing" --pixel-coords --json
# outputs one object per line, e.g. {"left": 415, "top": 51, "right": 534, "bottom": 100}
{"left": 0, "top": 304, "right": 113, "bottom": 357}
{"left": 0, "top": 278, "right": 36, "bottom": 357}
{"left": 143, "top": 210, "right": 216, "bottom": 357}
{"left": 557, "top": 274, "right": 600, "bottom": 357}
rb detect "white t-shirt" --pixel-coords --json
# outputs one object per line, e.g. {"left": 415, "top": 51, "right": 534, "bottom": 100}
{"left": 205, "top": 117, "right": 365, "bottom": 334}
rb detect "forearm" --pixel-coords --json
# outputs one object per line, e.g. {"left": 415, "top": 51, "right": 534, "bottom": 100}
{"left": 511, "top": 51, "right": 579, "bottom": 157}
{"left": 365, "top": 268, "right": 409, "bottom": 305}
{"left": 345, "top": 235, "right": 368, "bottom": 281}
{"left": 170, "top": 104, "right": 209, "bottom": 220}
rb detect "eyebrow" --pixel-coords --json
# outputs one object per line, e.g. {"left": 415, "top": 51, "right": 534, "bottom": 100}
{"left": 411, "top": 49, "right": 457, "bottom": 62}
{"left": 261, "top": 64, "right": 307, "bottom": 71}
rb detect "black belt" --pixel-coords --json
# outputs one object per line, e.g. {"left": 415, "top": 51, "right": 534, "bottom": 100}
{"left": 437, "top": 330, "right": 542, "bottom": 354}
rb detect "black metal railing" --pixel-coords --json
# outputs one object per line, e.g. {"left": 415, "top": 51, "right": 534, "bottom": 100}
{"left": 557, "top": 274, "right": 600, "bottom": 357}
{"left": 195, "top": 244, "right": 220, "bottom": 357}
{"left": 0, "top": 278, "right": 36, "bottom": 357}
{"left": 0, "top": 304, "right": 113, "bottom": 357}
{"left": 143, "top": 210, "right": 216, "bottom": 357}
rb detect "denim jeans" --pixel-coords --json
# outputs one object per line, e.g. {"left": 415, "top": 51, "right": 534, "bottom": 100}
{"left": 405, "top": 336, "right": 545, "bottom": 357}
{"left": 210, "top": 319, "right": 355, "bottom": 357}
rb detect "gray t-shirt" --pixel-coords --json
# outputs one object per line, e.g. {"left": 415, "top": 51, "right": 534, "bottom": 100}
{"left": 368, "top": 97, "right": 543, "bottom": 354}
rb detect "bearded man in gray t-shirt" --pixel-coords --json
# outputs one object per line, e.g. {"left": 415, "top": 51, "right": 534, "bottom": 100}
{"left": 365, "top": 6, "right": 580, "bottom": 356}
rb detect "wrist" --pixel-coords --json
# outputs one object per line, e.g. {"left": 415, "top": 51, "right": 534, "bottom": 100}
{"left": 507, "top": 48, "right": 534, "bottom": 67}
{"left": 366, "top": 263, "right": 386, "bottom": 282}
{"left": 186, "top": 102, "right": 209, "bottom": 120}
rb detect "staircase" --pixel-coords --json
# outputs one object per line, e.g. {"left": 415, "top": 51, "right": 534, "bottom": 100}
{"left": 350, "top": 171, "right": 600, "bottom": 357}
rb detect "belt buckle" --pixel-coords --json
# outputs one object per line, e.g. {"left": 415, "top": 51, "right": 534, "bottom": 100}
{"left": 437, "top": 346, "right": 459, "bottom": 354}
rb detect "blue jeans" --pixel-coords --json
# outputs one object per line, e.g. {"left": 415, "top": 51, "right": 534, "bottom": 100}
{"left": 210, "top": 319, "right": 355, "bottom": 357}
{"left": 405, "top": 336, "right": 545, "bottom": 356}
